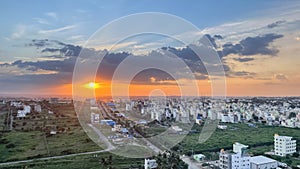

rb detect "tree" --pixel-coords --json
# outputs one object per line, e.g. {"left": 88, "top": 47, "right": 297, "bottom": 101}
{"left": 292, "top": 152, "right": 299, "bottom": 158}
{"left": 108, "top": 155, "right": 113, "bottom": 165}
{"left": 154, "top": 151, "right": 188, "bottom": 169}
{"left": 100, "top": 157, "right": 106, "bottom": 165}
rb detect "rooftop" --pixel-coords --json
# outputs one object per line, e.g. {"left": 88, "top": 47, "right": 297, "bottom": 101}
{"left": 274, "top": 134, "right": 293, "bottom": 139}
{"left": 250, "top": 156, "right": 277, "bottom": 165}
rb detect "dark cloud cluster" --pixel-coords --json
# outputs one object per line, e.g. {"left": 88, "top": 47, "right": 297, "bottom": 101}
{"left": 1, "top": 32, "right": 284, "bottom": 91}
{"left": 233, "top": 57, "right": 255, "bottom": 62}
{"left": 161, "top": 45, "right": 229, "bottom": 76}
{"left": 41, "top": 44, "right": 82, "bottom": 57}
{"left": 267, "top": 20, "right": 286, "bottom": 29}
{"left": 227, "top": 71, "right": 256, "bottom": 79}
{"left": 26, "top": 39, "right": 50, "bottom": 48}
{"left": 213, "top": 35, "right": 223, "bottom": 40}
{"left": 2, "top": 38, "right": 226, "bottom": 88}
{"left": 222, "top": 33, "right": 283, "bottom": 56}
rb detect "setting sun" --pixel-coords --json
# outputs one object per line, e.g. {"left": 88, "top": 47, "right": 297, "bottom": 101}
{"left": 85, "top": 82, "right": 100, "bottom": 89}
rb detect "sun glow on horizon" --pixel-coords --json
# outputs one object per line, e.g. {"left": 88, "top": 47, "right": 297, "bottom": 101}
{"left": 84, "top": 82, "right": 101, "bottom": 89}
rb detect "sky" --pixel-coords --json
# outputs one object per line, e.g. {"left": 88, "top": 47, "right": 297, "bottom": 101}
{"left": 0, "top": 0, "right": 300, "bottom": 97}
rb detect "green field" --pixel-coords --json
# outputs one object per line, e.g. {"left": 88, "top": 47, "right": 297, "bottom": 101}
{"left": 175, "top": 123, "right": 300, "bottom": 154}
{"left": 172, "top": 123, "right": 300, "bottom": 167}
{"left": 0, "top": 129, "right": 102, "bottom": 162}
{"left": 0, "top": 152, "right": 144, "bottom": 169}
{"left": 0, "top": 102, "right": 102, "bottom": 163}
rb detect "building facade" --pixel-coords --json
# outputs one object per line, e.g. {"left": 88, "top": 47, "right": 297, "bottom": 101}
{"left": 274, "top": 134, "right": 297, "bottom": 157}
{"left": 219, "top": 149, "right": 251, "bottom": 169}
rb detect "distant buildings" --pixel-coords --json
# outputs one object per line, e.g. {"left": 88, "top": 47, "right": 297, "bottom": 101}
{"left": 274, "top": 134, "right": 297, "bottom": 157}
{"left": 17, "top": 105, "right": 31, "bottom": 117}
{"left": 34, "top": 104, "right": 42, "bottom": 113}
{"left": 0, "top": 99, "right": 6, "bottom": 104}
{"left": 91, "top": 113, "right": 100, "bottom": 123}
{"left": 144, "top": 159, "right": 157, "bottom": 169}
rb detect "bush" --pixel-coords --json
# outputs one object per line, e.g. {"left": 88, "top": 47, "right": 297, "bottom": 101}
{"left": 292, "top": 152, "right": 299, "bottom": 158}
{"left": 0, "top": 138, "right": 9, "bottom": 144}
{"left": 6, "top": 143, "right": 15, "bottom": 148}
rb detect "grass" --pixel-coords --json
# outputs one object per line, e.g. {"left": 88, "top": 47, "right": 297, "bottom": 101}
{"left": 176, "top": 123, "right": 300, "bottom": 154}
{"left": 0, "top": 131, "right": 44, "bottom": 162}
{"left": 0, "top": 102, "right": 102, "bottom": 163}
{"left": 173, "top": 123, "right": 300, "bottom": 168}
{"left": 0, "top": 152, "right": 144, "bottom": 169}
{"left": 0, "top": 129, "right": 102, "bottom": 162}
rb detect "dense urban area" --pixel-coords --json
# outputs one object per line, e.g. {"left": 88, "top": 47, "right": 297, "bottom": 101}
{"left": 0, "top": 97, "right": 299, "bottom": 168}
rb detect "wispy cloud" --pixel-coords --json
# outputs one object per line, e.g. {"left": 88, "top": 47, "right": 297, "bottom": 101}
{"left": 274, "top": 73, "right": 288, "bottom": 81}
{"left": 67, "top": 35, "right": 84, "bottom": 41}
{"left": 45, "top": 12, "right": 58, "bottom": 20}
{"left": 38, "top": 25, "right": 76, "bottom": 34}
{"left": 11, "top": 24, "right": 27, "bottom": 39}
{"left": 33, "top": 17, "right": 51, "bottom": 25}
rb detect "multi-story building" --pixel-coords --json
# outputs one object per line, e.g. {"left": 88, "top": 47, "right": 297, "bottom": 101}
{"left": 274, "top": 134, "right": 297, "bottom": 157}
{"left": 219, "top": 149, "right": 251, "bottom": 169}
{"left": 233, "top": 142, "right": 248, "bottom": 154}
{"left": 219, "top": 143, "right": 251, "bottom": 169}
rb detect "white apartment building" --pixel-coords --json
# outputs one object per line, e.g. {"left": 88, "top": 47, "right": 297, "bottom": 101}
{"left": 220, "top": 143, "right": 279, "bottom": 169}
{"left": 219, "top": 148, "right": 251, "bottom": 169}
{"left": 233, "top": 142, "right": 248, "bottom": 154}
{"left": 274, "top": 134, "right": 297, "bottom": 157}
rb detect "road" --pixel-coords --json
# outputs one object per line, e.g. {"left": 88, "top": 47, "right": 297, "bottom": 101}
{"left": 0, "top": 149, "right": 110, "bottom": 166}
{"left": 88, "top": 123, "right": 115, "bottom": 151}
{"left": 98, "top": 102, "right": 162, "bottom": 154}
{"left": 181, "top": 156, "right": 203, "bottom": 169}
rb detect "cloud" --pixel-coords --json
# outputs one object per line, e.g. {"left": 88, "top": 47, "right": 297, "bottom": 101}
{"left": 67, "top": 35, "right": 84, "bottom": 41}
{"left": 38, "top": 25, "right": 76, "bottom": 34}
{"left": 222, "top": 33, "right": 284, "bottom": 56}
{"left": 161, "top": 45, "right": 228, "bottom": 76}
{"left": 267, "top": 20, "right": 286, "bottom": 29}
{"left": 26, "top": 39, "right": 82, "bottom": 58}
{"left": 227, "top": 71, "right": 256, "bottom": 78}
{"left": 274, "top": 74, "right": 288, "bottom": 81}
{"left": 45, "top": 12, "right": 58, "bottom": 20}
{"left": 0, "top": 37, "right": 229, "bottom": 89}
{"left": 213, "top": 35, "right": 223, "bottom": 39}
{"left": 10, "top": 24, "right": 30, "bottom": 39}
{"left": 26, "top": 39, "right": 51, "bottom": 48}
{"left": 33, "top": 17, "right": 51, "bottom": 25}
{"left": 203, "top": 34, "right": 218, "bottom": 48}
{"left": 233, "top": 57, "right": 255, "bottom": 62}
{"left": 1, "top": 40, "right": 85, "bottom": 74}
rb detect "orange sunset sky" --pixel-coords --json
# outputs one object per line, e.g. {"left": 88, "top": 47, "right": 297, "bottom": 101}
{"left": 0, "top": 1, "right": 300, "bottom": 97}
